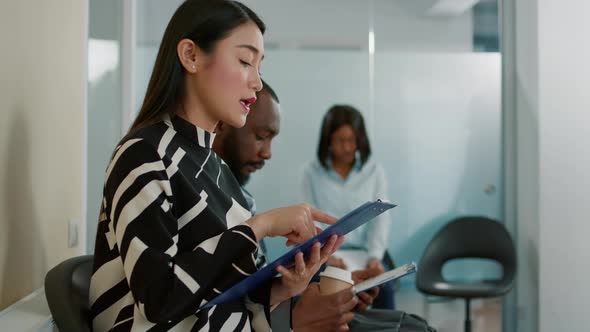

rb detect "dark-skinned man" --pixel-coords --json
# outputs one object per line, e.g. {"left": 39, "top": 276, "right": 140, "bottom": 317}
{"left": 213, "top": 80, "right": 435, "bottom": 332}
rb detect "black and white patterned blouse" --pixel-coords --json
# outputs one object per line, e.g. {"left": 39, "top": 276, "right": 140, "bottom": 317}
{"left": 89, "top": 115, "right": 271, "bottom": 332}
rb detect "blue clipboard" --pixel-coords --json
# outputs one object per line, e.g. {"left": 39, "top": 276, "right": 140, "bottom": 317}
{"left": 201, "top": 199, "right": 396, "bottom": 309}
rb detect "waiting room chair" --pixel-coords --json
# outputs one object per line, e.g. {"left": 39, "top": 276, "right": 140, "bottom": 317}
{"left": 416, "top": 217, "right": 516, "bottom": 332}
{"left": 45, "top": 255, "right": 94, "bottom": 332}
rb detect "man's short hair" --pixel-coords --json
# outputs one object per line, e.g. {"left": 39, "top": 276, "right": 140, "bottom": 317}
{"left": 261, "top": 78, "right": 279, "bottom": 103}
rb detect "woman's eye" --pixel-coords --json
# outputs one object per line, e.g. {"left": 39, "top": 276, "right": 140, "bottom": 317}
{"left": 240, "top": 60, "right": 251, "bottom": 67}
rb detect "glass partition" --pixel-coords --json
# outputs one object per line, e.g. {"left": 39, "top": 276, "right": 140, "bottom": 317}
{"left": 88, "top": 1, "right": 503, "bottom": 329}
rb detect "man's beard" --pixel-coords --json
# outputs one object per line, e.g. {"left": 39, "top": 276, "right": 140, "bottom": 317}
{"left": 222, "top": 133, "right": 268, "bottom": 186}
{"left": 229, "top": 159, "right": 265, "bottom": 186}
{"left": 222, "top": 140, "right": 249, "bottom": 186}
{"left": 229, "top": 162, "right": 249, "bottom": 186}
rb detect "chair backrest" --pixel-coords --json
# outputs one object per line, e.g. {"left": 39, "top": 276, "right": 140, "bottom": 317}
{"left": 417, "top": 217, "right": 516, "bottom": 287}
{"left": 45, "top": 255, "right": 94, "bottom": 332}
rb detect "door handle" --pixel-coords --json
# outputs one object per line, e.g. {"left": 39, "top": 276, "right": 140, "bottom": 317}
{"left": 484, "top": 184, "right": 496, "bottom": 195}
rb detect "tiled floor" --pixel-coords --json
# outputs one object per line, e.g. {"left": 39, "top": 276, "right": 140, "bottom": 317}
{"left": 396, "top": 286, "right": 502, "bottom": 332}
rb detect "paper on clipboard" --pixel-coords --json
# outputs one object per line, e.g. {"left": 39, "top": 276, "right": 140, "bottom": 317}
{"left": 354, "top": 262, "right": 417, "bottom": 294}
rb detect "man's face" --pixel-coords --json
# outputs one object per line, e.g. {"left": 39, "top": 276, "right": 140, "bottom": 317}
{"left": 221, "top": 90, "right": 280, "bottom": 185}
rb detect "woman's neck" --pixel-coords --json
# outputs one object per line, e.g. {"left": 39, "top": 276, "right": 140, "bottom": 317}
{"left": 331, "top": 160, "right": 354, "bottom": 181}
{"left": 177, "top": 96, "right": 218, "bottom": 132}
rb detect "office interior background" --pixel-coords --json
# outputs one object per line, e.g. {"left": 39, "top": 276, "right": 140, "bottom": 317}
{"left": 0, "top": 0, "right": 589, "bottom": 331}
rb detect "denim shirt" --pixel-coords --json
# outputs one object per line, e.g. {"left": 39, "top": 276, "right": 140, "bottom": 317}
{"left": 301, "top": 156, "right": 391, "bottom": 262}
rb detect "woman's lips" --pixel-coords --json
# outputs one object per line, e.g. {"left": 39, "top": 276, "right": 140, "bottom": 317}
{"left": 240, "top": 100, "right": 251, "bottom": 113}
{"left": 240, "top": 97, "right": 257, "bottom": 113}
{"left": 244, "top": 97, "right": 257, "bottom": 104}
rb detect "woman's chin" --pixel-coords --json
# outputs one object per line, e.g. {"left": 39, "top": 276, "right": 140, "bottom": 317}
{"left": 334, "top": 157, "right": 355, "bottom": 165}
{"left": 226, "top": 116, "right": 247, "bottom": 129}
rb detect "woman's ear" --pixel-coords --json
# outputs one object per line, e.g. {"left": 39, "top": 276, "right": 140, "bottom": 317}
{"left": 177, "top": 39, "right": 201, "bottom": 74}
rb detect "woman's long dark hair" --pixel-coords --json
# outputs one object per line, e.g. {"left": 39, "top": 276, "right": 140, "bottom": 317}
{"left": 317, "top": 105, "right": 371, "bottom": 169}
{"left": 129, "top": 0, "right": 265, "bottom": 134}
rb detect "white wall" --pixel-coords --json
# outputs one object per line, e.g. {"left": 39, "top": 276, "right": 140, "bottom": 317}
{"left": 537, "top": 0, "right": 590, "bottom": 330}
{"left": 511, "top": 0, "right": 590, "bottom": 330}
{"left": 0, "top": 0, "right": 88, "bottom": 310}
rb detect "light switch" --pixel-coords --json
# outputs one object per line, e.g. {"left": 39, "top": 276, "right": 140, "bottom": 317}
{"left": 68, "top": 219, "right": 79, "bottom": 248}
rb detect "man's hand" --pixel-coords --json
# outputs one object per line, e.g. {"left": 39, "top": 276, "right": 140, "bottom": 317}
{"left": 351, "top": 265, "right": 383, "bottom": 284}
{"left": 350, "top": 265, "right": 384, "bottom": 313}
{"left": 292, "top": 284, "right": 358, "bottom": 332}
{"left": 354, "top": 287, "right": 379, "bottom": 312}
{"left": 366, "top": 258, "right": 385, "bottom": 272}
{"left": 326, "top": 256, "right": 348, "bottom": 270}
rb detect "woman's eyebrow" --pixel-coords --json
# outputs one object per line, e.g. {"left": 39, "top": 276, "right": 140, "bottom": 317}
{"left": 236, "top": 44, "right": 264, "bottom": 60}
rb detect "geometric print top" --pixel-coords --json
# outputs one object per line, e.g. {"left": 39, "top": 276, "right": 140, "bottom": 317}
{"left": 89, "top": 115, "right": 271, "bottom": 332}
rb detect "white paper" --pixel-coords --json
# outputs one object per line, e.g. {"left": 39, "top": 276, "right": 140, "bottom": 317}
{"left": 354, "top": 262, "right": 417, "bottom": 293}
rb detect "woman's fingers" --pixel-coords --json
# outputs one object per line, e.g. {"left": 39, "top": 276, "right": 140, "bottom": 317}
{"left": 282, "top": 205, "right": 338, "bottom": 245}
{"left": 284, "top": 235, "right": 344, "bottom": 265}
{"left": 303, "top": 237, "right": 342, "bottom": 270}
{"left": 308, "top": 242, "right": 321, "bottom": 266}
{"left": 276, "top": 265, "right": 293, "bottom": 279}
{"left": 301, "top": 217, "right": 318, "bottom": 241}
{"left": 310, "top": 207, "right": 338, "bottom": 225}
{"left": 299, "top": 205, "right": 317, "bottom": 238}
{"left": 296, "top": 243, "right": 322, "bottom": 274}
{"left": 261, "top": 205, "right": 337, "bottom": 243}
{"left": 324, "top": 236, "right": 345, "bottom": 260}
{"left": 295, "top": 252, "right": 306, "bottom": 275}
{"left": 286, "top": 225, "right": 310, "bottom": 245}
{"left": 277, "top": 252, "right": 309, "bottom": 279}
{"left": 319, "top": 235, "right": 338, "bottom": 259}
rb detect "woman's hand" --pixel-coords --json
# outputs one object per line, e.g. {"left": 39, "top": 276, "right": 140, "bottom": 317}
{"left": 246, "top": 203, "right": 337, "bottom": 245}
{"left": 271, "top": 235, "right": 344, "bottom": 305}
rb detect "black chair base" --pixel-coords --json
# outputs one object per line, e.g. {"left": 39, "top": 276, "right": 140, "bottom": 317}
{"left": 464, "top": 298, "right": 471, "bottom": 332}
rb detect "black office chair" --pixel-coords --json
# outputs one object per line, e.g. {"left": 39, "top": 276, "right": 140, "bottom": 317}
{"left": 416, "top": 217, "right": 516, "bottom": 332}
{"left": 45, "top": 255, "right": 94, "bottom": 332}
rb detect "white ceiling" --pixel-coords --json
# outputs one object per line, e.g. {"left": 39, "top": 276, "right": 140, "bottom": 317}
{"left": 137, "top": 0, "right": 495, "bottom": 52}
